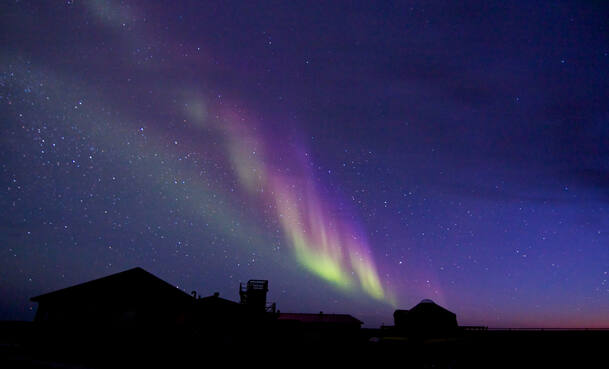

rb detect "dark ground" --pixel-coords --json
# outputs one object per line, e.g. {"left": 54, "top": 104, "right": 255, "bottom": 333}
{"left": 1, "top": 321, "right": 608, "bottom": 368}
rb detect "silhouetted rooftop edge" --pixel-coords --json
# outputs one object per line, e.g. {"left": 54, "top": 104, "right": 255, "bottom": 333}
{"left": 30, "top": 267, "right": 191, "bottom": 302}
{"left": 278, "top": 312, "right": 363, "bottom": 325}
{"left": 409, "top": 299, "right": 456, "bottom": 316}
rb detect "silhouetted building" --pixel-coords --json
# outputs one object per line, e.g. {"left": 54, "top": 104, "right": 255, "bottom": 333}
{"left": 278, "top": 312, "right": 362, "bottom": 328}
{"left": 394, "top": 299, "right": 458, "bottom": 337}
{"left": 30, "top": 267, "right": 194, "bottom": 335}
{"left": 188, "top": 292, "right": 247, "bottom": 343}
{"left": 239, "top": 279, "right": 276, "bottom": 313}
{"left": 276, "top": 312, "right": 363, "bottom": 343}
{"left": 197, "top": 292, "right": 241, "bottom": 315}
{"left": 29, "top": 268, "right": 365, "bottom": 348}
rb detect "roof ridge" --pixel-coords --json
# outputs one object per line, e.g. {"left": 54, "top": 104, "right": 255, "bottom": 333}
{"left": 30, "top": 267, "right": 184, "bottom": 301}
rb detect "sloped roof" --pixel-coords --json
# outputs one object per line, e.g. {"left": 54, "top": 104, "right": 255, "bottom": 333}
{"left": 196, "top": 294, "right": 240, "bottom": 306}
{"left": 30, "top": 267, "right": 193, "bottom": 302}
{"left": 409, "top": 299, "right": 455, "bottom": 317}
{"left": 278, "top": 313, "right": 363, "bottom": 325}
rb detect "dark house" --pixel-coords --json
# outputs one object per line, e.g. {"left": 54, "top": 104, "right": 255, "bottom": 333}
{"left": 188, "top": 292, "right": 244, "bottom": 343}
{"left": 277, "top": 312, "right": 363, "bottom": 329}
{"left": 30, "top": 267, "right": 194, "bottom": 336}
{"left": 194, "top": 279, "right": 276, "bottom": 320}
{"left": 394, "top": 299, "right": 458, "bottom": 337}
{"left": 276, "top": 312, "right": 363, "bottom": 343}
{"left": 188, "top": 279, "right": 278, "bottom": 343}
{"left": 30, "top": 269, "right": 365, "bottom": 347}
{"left": 196, "top": 292, "right": 241, "bottom": 316}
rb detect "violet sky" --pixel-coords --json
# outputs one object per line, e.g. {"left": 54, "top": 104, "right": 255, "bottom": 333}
{"left": 1, "top": 1, "right": 608, "bottom": 328}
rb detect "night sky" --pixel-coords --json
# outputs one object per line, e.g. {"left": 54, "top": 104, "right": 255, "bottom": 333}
{"left": 2, "top": 1, "right": 608, "bottom": 328}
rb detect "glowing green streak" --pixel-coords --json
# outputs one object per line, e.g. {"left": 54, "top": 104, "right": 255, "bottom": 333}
{"left": 273, "top": 187, "right": 353, "bottom": 290}
{"left": 284, "top": 223, "right": 353, "bottom": 290}
{"left": 350, "top": 252, "right": 384, "bottom": 300}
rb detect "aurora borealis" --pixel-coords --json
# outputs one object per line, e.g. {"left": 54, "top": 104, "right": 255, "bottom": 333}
{"left": 1, "top": 1, "right": 609, "bottom": 328}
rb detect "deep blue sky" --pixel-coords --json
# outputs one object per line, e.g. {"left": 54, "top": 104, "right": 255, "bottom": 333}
{"left": 1, "top": 1, "right": 608, "bottom": 328}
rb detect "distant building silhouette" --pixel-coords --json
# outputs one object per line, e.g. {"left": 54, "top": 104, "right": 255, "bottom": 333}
{"left": 277, "top": 312, "right": 363, "bottom": 343}
{"left": 197, "top": 291, "right": 241, "bottom": 313}
{"left": 30, "top": 267, "right": 194, "bottom": 341}
{"left": 277, "top": 312, "right": 363, "bottom": 328}
{"left": 29, "top": 267, "right": 366, "bottom": 347}
{"left": 239, "top": 279, "right": 276, "bottom": 313}
{"left": 194, "top": 292, "right": 243, "bottom": 323}
{"left": 190, "top": 291, "right": 246, "bottom": 343}
{"left": 393, "top": 299, "right": 458, "bottom": 337}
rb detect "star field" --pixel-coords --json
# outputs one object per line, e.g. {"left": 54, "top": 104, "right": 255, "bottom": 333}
{"left": 1, "top": 1, "right": 608, "bottom": 328}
